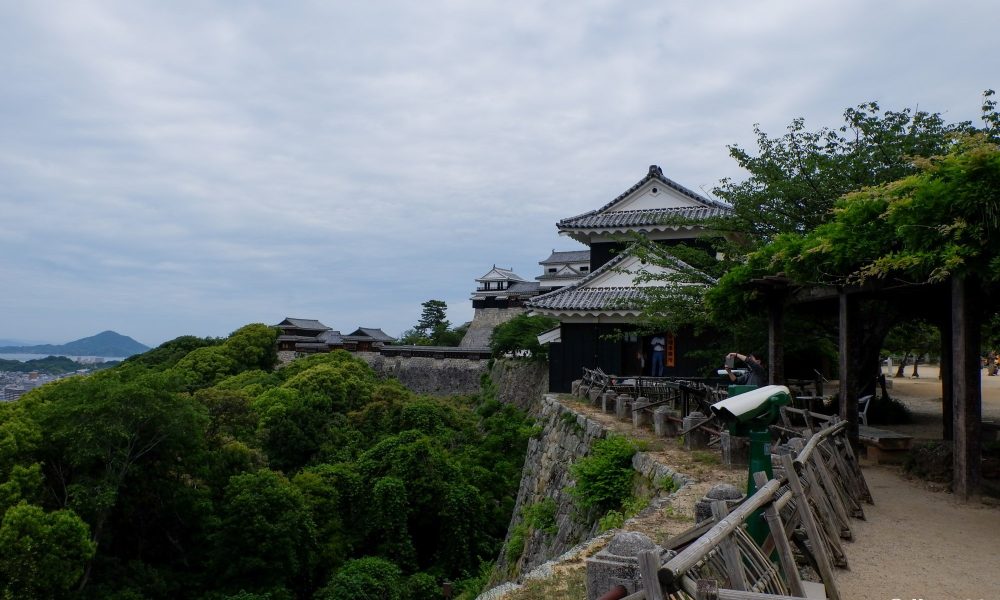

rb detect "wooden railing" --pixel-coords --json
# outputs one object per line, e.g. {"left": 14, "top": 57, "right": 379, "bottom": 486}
{"left": 615, "top": 415, "right": 872, "bottom": 600}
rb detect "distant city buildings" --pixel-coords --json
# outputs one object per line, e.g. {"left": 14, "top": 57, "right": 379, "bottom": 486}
{"left": 0, "top": 370, "right": 60, "bottom": 401}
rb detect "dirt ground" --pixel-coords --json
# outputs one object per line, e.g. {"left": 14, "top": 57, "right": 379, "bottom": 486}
{"left": 877, "top": 364, "right": 1000, "bottom": 440}
{"left": 833, "top": 368, "right": 1000, "bottom": 600}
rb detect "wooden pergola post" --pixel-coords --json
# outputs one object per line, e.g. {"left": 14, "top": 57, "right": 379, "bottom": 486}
{"left": 839, "top": 291, "right": 860, "bottom": 447}
{"left": 767, "top": 297, "right": 785, "bottom": 385}
{"left": 951, "top": 275, "right": 982, "bottom": 500}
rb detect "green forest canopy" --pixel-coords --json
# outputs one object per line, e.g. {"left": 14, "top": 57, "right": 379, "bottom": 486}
{"left": 0, "top": 324, "right": 537, "bottom": 599}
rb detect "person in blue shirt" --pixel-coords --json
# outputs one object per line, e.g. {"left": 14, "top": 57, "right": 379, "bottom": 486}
{"left": 725, "top": 351, "right": 766, "bottom": 387}
{"left": 650, "top": 335, "right": 666, "bottom": 376}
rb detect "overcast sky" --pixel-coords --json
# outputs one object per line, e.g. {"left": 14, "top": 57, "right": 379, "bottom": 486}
{"left": 0, "top": 1, "right": 995, "bottom": 348}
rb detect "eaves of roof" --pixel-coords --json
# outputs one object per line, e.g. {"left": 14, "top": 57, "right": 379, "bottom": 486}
{"left": 539, "top": 250, "right": 591, "bottom": 264}
{"left": 557, "top": 206, "right": 730, "bottom": 231}
{"left": 277, "top": 318, "right": 331, "bottom": 331}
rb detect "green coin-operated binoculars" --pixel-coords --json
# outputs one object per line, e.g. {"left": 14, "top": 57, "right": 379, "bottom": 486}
{"left": 710, "top": 384, "right": 791, "bottom": 545}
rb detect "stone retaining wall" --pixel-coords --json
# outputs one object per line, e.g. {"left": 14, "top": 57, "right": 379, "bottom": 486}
{"left": 493, "top": 395, "right": 692, "bottom": 584}
{"left": 357, "top": 352, "right": 488, "bottom": 396}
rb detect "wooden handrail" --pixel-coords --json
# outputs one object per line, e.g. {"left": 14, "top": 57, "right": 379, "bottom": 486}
{"left": 661, "top": 478, "right": 783, "bottom": 590}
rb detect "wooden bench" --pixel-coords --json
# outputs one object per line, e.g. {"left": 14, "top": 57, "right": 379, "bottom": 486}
{"left": 858, "top": 425, "right": 913, "bottom": 464}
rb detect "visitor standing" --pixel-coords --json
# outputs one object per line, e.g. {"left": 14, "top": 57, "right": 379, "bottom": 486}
{"left": 724, "top": 352, "right": 767, "bottom": 387}
{"left": 650, "top": 335, "right": 666, "bottom": 376}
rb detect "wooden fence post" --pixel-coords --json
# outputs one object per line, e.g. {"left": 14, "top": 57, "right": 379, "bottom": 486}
{"left": 780, "top": 453, "right": 841, "bottom": 600}
{"left": 637, "top": 549, "right": 664, "bottom": 600}
{"left": 753, "top": 472, "right": 806, "bottom": 598}
{"left": 710, "top": 501, "right": 747, "bottom": 592}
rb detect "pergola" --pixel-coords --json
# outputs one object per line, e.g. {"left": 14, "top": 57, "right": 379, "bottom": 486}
{"left": 757, "top": 274, "right": 987, "bottom": 500}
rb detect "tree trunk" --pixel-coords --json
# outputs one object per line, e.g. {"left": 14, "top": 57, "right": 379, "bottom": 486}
{"left": 911, "top": 356, "right": 920, "bottom": 378}
{"left": 894, "top": 353, "right": 909, "bottom": 378}
{"left": 877, "top": 373, "right": 891, "bottom": 401}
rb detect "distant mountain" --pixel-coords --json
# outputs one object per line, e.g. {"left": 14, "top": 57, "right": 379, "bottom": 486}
{"left": 0, "top": 337, "right": 48, "bottom": 347}
{"left": 0, "top": 330, "right": 150, "bottom": 358}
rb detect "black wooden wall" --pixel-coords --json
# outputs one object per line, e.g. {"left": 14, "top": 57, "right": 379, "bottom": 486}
{"left": 547, "top": 323, "right": 713, "bottom": 392}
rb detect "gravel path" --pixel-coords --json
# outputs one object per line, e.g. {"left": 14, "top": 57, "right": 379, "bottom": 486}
{"left": 835, "top": 465, "right": 1000, "bottom": 600}
{"left": 832, "top": 368, "right": 1000, "bottom": 600}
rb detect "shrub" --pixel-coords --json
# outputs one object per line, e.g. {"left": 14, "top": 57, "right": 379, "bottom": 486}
{"left": 489, "top": 314, "right": 559, "bottom": 361}
{"left": 569, "top": 435, "right": 638, "bottom": 513}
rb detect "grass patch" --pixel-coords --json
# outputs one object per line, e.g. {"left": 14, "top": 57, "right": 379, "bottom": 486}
{"left": 692, "top": 450, "right": 721, "bottom": 465}
{"left": 504, "top": 565, "right": 587, "bottom": 600}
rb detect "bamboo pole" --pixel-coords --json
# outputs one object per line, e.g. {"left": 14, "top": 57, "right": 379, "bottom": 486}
{"left": 661, "top": 479, "right": 783, "bottom": 590}
{"left": 711, "top": 501, "right": 747, "bottom": 592}
{"left": 779, "top": 453, "right": 841, "bottom": 600}
{"left": 753, "top": 472, "right": 806, "bottom": 598}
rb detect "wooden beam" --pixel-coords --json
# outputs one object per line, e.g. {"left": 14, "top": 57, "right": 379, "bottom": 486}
{"left": 838, "top": 292, "right": 859, "bottom": 447}
{"left": 768, "top": 298, "right": 785, "bottom": 385}
{"left": 950, "top": 275, "right": 982, "bottom": 500}
{"left": 638, "top": 550, "right": 665, "bottom": 600}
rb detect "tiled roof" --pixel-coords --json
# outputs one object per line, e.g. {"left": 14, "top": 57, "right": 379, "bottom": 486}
{"left": 595, "top": 165, "right": 728, "bottom": 214}
{"left": 557, "top": 206, "right": 729, "bottom": 230}
{"left": 505, "top": 281, "right": 542, "bottom": 294}
{"left": 277, "top": 317, "right": 330, "bottom": 331}
{"left": 527, "top": 286, "right": 647, "bottom": 311}
{"left": 556, "top": 165, "right": 731, "bottom": 233}
{"left": 527, "top": 248, "right": 702, "bottom": 314}
{"left": 477, "top": 266, "right": 526, "bottom": 282}
{"left": 346, "top": 327, "right": 395, "bottom": 342}
{"left": 539, "top": 250, "right": 591, "bottom": 264}
{"left": 277, "top": 335, "right": 323, "bottom": 342}
{"left": 382, "top": 344, "right": 491, "bottom": 355}
{"left": 527, "top": 251, "right": 636, "bottom": 312}
{"left": 537, "top": 270, "right": 585, "bottom": 281}
{"left": 318, "top": 330, "right": 344, "bottom": 344}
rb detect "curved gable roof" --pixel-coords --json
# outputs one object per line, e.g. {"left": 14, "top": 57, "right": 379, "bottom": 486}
{"left": 526, "top": 247, "right": 706, "bottom": 317}
{"left": 556, "top": 165, "right": 731, "bottom": 239}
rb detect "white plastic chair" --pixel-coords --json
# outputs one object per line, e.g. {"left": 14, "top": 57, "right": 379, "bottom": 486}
{"left": 858, "top": 394, "right": 874, "bottom": 426}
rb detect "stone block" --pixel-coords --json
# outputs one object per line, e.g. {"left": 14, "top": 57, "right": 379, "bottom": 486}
{"left": 578, "top": 384, "right": 590, "bottom": 399}
{"left": 695, "top": 483, "right": 744, "bottom": 523}
{"left": 615, "top": 395, "right": 632, "bottom": 421}
{"left": 653, "top": 407, "right": 680, "bottom": 437}
{"left": 632, "top": 398, "right": 651, "bottom": 428}
{"left": 585, "top": 531, "right": 665, "bottom": 600}
{"left": 682, "top": 411, "right": 711, "bottom": 451}
{"left": 601, "top": 390, "right": 618, "bottom": 413}
{"left": 589, "top": 387, "right": 603, "bottom": 404}
{"left": 571, "top": 379, "right": 582, "bottom": 396}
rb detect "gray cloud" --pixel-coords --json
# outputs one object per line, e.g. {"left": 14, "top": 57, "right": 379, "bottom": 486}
{"left": 0, "top": 0, "right": 995, "bottom": 346}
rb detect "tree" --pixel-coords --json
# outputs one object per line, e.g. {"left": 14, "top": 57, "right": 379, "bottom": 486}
{"left": 212, "top": 470, "right": 317, "bottom": 595}
{"left": 714, "top": 101, "right": 977, "bottom": 245}
{"left": 0, "top": 503, "right": 96, "bottom": 598}
{"left": 710, "top": 135, "right": 1000, "bottom": 390}
{"left": 489, "top": 314, "right": 558, "bottom": 360}
{"left": 315, "top": 557, "right": 403, "bottom": 600}
{"left": 401, "top": 300, "right": 466, "bottom": 346}
{"left": 632, "top": 93, "right": 999, "bottom": 380}
{"left": 883, "top": 321, "right": 940, "bottom": 378}
{"left": 416, "top": 300, "right": 449, "bottom": 335}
